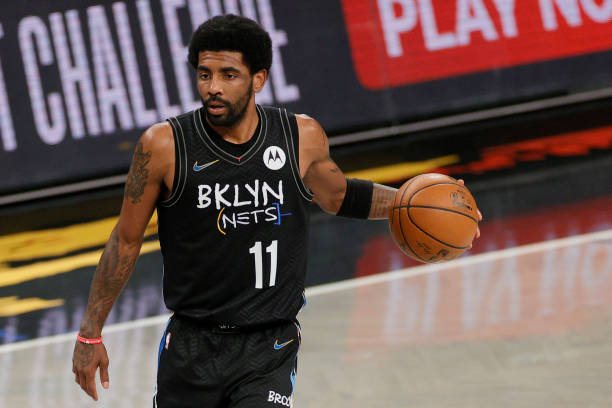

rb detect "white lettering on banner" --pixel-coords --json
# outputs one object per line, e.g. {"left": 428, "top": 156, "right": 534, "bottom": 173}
{"left": 0, "top": 24, "right": 16, "bottom": 152}
{"left": 18, "top": 16, "right": 66, "bottom": 145}
{"left": 419, "top": 0, "right": 458, "bottom": 51}
{"left": 113, "top": 2, "right": 158, "bottom": 127}
{"left": 456, "top": 0, "right": 499, "bottom": 46}
{"left": 377, "top": 0, "right": 418, "bottom": 58}
{"left": 224, "top": 0, "right": 240, "bottom": 14}
{"left": 8, "top": 0, "right": 298, "bottom": 150}
{"left": 136, "top": 0, "right": 181, "bottom": 119}
{"left": 88, "top": 6, "right": 134, "bottom": 133}
{"left": 257, "top": 0, "right": 300, "bottom": 103}
{"left": 581, "top": 0, "right": 612, "bottom": 23}
{"left": 162, "top": 0, "right": 201, "bottom": 112}
{"left": 187, "top": 0, "right": 210, "bottom": 26}
{"left": 241, "top": 0, "right": 274, "bottom": 104}
{"left": 49, "top": 11, "right": 101, "bottom": 139}
{"left": 492, "top": 0, "right": 518, "bottom": 37}
{"left": 539, "top": 0, "right": 583, "bottom": 31}
{"left": 208, "top": 0, "right": 224, "bottom": 16}
{"left": 376, "top": 0, "right": 609, "bottom": 58}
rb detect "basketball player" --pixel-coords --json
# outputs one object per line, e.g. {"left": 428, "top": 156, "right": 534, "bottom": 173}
{"left": 72, "top": 15, "right": 480, "bottom": 407}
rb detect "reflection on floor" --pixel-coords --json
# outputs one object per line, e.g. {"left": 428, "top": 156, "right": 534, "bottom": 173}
{"left": 1, "top": 193, "right": 612, "bottom": 345}
{"left": 1, "top": 228, "right": 611, "bottom": 407}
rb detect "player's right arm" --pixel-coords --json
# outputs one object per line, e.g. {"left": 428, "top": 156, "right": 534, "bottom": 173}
{"left": 72, "top": 122, "right": 174, "bottom": 401}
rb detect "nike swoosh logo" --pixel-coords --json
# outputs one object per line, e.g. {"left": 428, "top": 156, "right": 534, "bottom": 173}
{"left": 274, "top": 339, "right": 294, "bottom": 350}
{"left": 193, "top": 160, "right": 219, "bottom": 172}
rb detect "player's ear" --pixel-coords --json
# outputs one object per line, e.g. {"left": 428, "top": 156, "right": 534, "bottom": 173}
{"left": 252, "top": 69, "right": 267, "bottom": 93}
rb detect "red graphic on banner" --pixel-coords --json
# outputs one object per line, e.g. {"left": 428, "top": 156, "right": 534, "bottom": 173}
{"left": 436, "top": 125, "right": 612, "bottom": 175}
{"left": 341, "top": 0, "right": 612, "bottom": 89}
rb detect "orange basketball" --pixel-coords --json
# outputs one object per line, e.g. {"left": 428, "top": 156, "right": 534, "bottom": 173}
{"left": 389, "top": 173, "right": 479, "bottom": 263}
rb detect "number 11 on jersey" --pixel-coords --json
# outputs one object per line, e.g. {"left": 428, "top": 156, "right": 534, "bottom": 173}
{"left": 249, "top": 240, "right": 278, "bottom": 289}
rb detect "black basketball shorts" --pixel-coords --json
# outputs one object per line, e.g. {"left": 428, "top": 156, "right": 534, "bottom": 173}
{"left": 153, "top": 315, "right": 301, "bottom": 408}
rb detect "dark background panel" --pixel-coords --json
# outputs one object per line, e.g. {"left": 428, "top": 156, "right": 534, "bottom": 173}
{"left": 1, "top": 0, "right": 611, "bottom": 195}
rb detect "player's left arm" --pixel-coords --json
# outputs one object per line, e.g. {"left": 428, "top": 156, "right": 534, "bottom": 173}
{"left": 298, "top": 115, "right": 396, "bottom": 220}
{"left": 298, "top": 115, "right": 482, "bottom": 238}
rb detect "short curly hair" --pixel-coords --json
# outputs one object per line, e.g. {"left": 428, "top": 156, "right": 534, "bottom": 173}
{"left": 188, "top": 15, "right": 272, "bottom": 74}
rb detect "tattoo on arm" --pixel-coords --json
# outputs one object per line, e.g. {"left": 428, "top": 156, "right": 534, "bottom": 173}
{"left": 125, "top": 142, "right": 152, "bottom": 204}
{"left": 80, "top": 229, "right": 138, "bottom": 336}
{"left": 74, "top": 339, "right": 94, "bottom": 364}
{"left": 368, "top": 184, "right": 398, "bottom": 220}
{"left": 329, "top": 157, "right": 341, "bottom": 173}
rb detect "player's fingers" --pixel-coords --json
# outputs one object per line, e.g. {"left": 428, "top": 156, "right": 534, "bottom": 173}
{"left": 476, "top": 226, "right": 481, "bottom": 239}
{"left": 78, "top": 370, "right": 88, "bottom": 394}
{"left": 81, "top": 369, "right": 98, "bottom": 401}
{"left": 86, "top": 373, "right": 99, "bottom": 401}
{"left": 100, "top": 357, "right": 110, "bottom": 389}
{"left": 477, "top": 209, "right": 483, "bottom": 221}
{"left": 457, "top": 179, "right": 465, "bottom": 185}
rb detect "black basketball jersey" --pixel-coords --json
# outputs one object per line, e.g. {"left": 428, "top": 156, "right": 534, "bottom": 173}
{"left": 155, "top": 105, "right": 313, "bottom": 326}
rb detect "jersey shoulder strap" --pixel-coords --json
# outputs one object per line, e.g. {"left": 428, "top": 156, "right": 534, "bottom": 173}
{"left": 277, "top": 108, "right": 314, "bottom": 202}
{"left": 158, "top": 112, "right": 191, "bottom": 208}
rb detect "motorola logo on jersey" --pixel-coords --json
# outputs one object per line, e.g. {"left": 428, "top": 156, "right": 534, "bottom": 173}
{"left": 263, "top": 146, "right": 286, "bottom": 170}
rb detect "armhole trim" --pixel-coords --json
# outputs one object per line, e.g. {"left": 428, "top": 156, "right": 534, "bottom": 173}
{"left": 279, "top": 108, "right": 314, "bottom": 202}
{"left": 159, "top": 117, "right": 188, "bottom": 207}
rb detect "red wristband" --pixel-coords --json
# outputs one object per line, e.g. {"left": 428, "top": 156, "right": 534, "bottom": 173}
{"left": 77, "top": 334, "right": 103, "bottom": 345}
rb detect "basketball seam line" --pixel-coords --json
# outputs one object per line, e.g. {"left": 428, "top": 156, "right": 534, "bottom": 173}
{"left": 407, "top": 181, "right": 472, "bottom": 251}
{"left": 406, "top": 208, "right": 470, "bottom": 250}
{"left": 410, "top": 182, "right": 462, "bottom": 199}
{"left": 397, "top": 185, "right": 426, "bottom": 262}
{"left": 392, "top": 205, "right": 478, "bottom": 223}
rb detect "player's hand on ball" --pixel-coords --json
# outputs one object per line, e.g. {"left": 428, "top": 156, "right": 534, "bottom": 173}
{"left": 72, "top": 341, "right": 110, "bottom": 401}
{"left": 389, "top": 174, "right": 480, "bottom": 263}
{"left": 457, "top": 179, "right": 482, "bottom": 246}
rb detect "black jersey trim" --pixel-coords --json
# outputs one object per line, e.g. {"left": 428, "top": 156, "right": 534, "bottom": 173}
{"left": 159, "top": 117, "right": 188, "bottom": 208}
{"left": 279, "top": 108, "right": 315, "bottom": 202}
{"left": 193, "top": 105, "right": 268, "bottom": 166}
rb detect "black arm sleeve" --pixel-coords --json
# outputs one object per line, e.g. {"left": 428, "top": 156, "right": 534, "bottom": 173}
{"left": 336, "top": 178, "right": 374, "bottom": 219}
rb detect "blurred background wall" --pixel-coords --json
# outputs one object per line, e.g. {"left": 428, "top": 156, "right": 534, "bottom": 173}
{"left": 1, "top": 0, "right": 612, "bottom": 197}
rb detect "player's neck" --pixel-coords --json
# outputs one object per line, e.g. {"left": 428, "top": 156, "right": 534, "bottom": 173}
{"left": 207, "top": 103, "right": 259, "bottom": 145}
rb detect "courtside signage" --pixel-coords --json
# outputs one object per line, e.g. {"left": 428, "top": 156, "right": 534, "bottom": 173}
{"left": 342, "top": 0, "right": 612, "bottom": 89}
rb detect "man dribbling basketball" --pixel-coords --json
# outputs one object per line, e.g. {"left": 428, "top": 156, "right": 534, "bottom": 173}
{"left": 71, "top": 14, "right": 480, "bottom": 407}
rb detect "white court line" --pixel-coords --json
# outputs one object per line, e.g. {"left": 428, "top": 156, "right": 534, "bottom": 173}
{"left": 1, "top": 228, "right": 611, "bottom": 354}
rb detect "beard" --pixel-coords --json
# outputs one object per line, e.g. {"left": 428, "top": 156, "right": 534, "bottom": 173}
{"left": 202, "top": 80, "right": 253, "bottom": 127}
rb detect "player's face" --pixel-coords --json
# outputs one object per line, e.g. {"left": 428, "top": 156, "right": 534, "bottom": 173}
{"left": 196, "top": 51, "right": 262, "bottom": 127}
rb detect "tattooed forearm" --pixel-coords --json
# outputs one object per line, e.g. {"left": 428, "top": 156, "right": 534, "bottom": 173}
{"left": 368, "top": 183, "right": 398, "bottom": 220}
{"left": 80, "top": 229, "right": 139, "bottom": 337}
{"left": 328, "top": 156, "right": 341, "bottom": 173}
{"left": 125, "top": 142, "right": 152, "bottom": 204}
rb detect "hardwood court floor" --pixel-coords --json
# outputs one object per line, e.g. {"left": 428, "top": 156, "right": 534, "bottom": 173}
{"left": 1, "top": 226, "right": 611, "bottom": 407}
